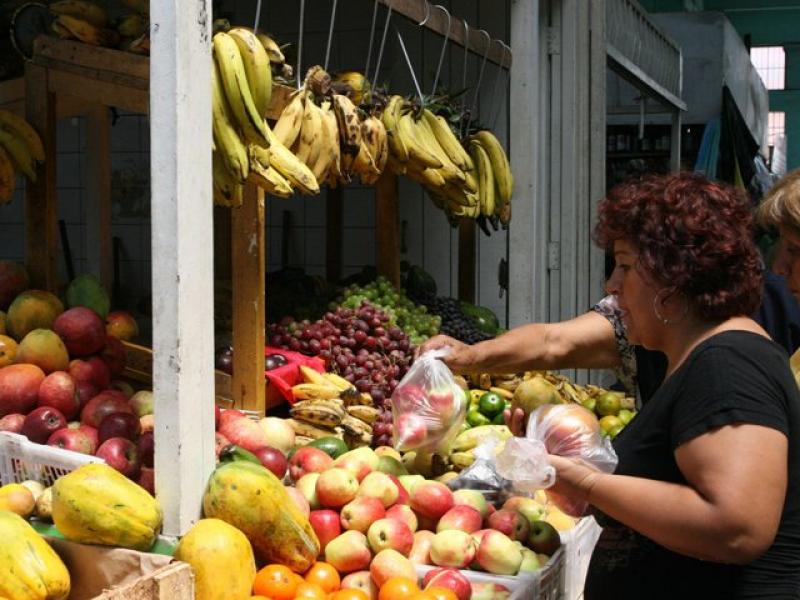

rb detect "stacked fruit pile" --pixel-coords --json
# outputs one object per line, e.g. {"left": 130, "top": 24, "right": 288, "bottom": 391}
{"left": 337, "top": 277, "right": 441, "bottom": 346}
{"left": 0, "top": 109, "right": 43, "bottom": 204}
{"left": 381, "top": 96, "right": 513, "bottom": 225}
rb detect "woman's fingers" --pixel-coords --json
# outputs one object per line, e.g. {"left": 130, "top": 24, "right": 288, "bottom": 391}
{"left": 504, "top": 407, "right": 526, "bottom": 436}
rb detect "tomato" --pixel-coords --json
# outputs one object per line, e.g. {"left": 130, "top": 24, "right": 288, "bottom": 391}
{"left": 252, "top": 564, "right": 299, "bottom": 600}
{"left": 329, "top": 590, "right": 370, "bottom": 600}
{"left": 304, "top": 562, "right": 341, "bottom": 593}
{"left": 295, "top": 581, "right": 327, "bottom": 600}
{"left": 424, "top": 587, "right": 459, "bottom": 600}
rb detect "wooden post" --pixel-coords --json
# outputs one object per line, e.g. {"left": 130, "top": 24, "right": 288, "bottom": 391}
{"left": 458, "top": 219, "right": 476, "bottom": 302}
{"left": 150, "top": 0, "right": 215, "bottom": 537}
{"left": 24, "top": 63, "right": 58, "bottom": 291}
{"left": 375, "top": 172, "right": 401, "bottom": 288}
{"left": 85, "top": 105, "right": 112, "bottom": 291}
{"left": 231, "top": 184, "right": 266, "bottom": 413}
{"left": 326, "top": 187, "right": 344, "bottom": 283}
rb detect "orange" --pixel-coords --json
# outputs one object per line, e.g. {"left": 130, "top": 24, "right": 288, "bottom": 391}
{"left": 295, "top": 581, "right": 327, "bottom": 600}
{"left": 251, "top": 597, "right": 273, "bottom": 600}
{"left": 304, "top": 562, "right": 341, "bottom": 593}
{"left": 407, "top": 593, "right": 436, "bottom": 600}
{"left": 253, "top": 564, "right": 300, "bottom": 600}
{"left": 378, "top": 577, "right": 419, "bottom": 600}
{"left": 329, "top": 590, "right": 370, "bottom": 600}
{"left": 424, "top": 588, "right": 459, "bottom": 600}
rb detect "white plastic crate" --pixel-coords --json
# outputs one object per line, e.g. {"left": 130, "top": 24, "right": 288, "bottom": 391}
{"left": 561, "top": 517, "right": 602, "bottom": 600}
{"left": 417, "top": 546, "right": 565, "bottom": 600}
{"left": 0, "top": 431, "right": 104, "bottom": 486}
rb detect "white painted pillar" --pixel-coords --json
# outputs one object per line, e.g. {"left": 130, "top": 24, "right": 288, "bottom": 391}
{"left": 150, "top": 0, "right": 215, "bottom": 536}
{"left": 509, "top": 0, "right": 547, "bottom": 326}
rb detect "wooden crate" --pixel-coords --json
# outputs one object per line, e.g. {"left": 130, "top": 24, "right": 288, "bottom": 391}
{"left": 93, "top": 563, "right": 194, "bottom": 600}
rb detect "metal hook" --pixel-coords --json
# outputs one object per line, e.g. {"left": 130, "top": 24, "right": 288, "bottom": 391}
{"left": 252, "top": 0, "right": 263, "bottom": 34}
{"left": 418, "top": 0, "right": 431, "bottom": 26}
{"left": 489, "top": 40, "right": 510, "bottom": 130}
{"left": 364, "top": 0, "right": 380, "bottom": 79}
{"left": 373, "top": 0, "right": 394, "bottom": 85}
{"left": 396, "top": 29, "right": 424, "bottom": 105}
{"left": 296, "top": 0, "right": 306, "bottom": 90}
{"left": 323, "top": 0, "right": 338, "bottom": 72}
{"left": 461, "top": 19, "right": 469, "bottom": 91}
{"left": 430, "top": 4, "right": 451, "bottom": 97}
{"left": 469, "top": 29, "right": 492, "bottom": 122}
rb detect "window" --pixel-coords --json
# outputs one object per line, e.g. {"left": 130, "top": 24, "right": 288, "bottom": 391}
{"left": 750, "top": 46, "right": 785, "bottom": 90}
{"left": 768, "top": 112, "right": 785, "bottom": 147}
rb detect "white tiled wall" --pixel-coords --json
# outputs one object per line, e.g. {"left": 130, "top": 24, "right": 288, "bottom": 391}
{"left": 0, "top": 0, "right": 512, "bottom": 326}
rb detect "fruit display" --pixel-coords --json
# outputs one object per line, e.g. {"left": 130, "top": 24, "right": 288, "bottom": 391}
{"left": 45, "top": 0, "right": 151, "bottom": 55}
{"left": 0, "top": 109, "right": 44, "bottom": 204}
{"left": 337, "top": 276, "right": 441, "bottom": 345}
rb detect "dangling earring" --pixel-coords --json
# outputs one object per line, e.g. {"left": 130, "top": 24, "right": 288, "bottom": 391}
{"left": 653, "top": 289, "right": 688, "bottom": 325}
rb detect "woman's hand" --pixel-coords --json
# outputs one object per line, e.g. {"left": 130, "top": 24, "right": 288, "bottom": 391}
{"left": 415, "top": 335, "right": 477, "bottom": 373}
{"left": 547, "top": 454, "right": 603, "bottom": 504}
{"left": 503, "top": 407, "right": 526, "bottom": 436}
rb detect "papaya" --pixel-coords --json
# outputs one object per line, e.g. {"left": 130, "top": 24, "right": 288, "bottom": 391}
{"left": 174, "top": 518, "right": 256, "bottom": 600}
{"left": 52, "top": 463, "right": 162, "bottom": 551}
{"left": 203, "top": 461, "right": 319, "bottom": 572}
{"left": 0, "top": 509, "right": 70, "bottom": 600}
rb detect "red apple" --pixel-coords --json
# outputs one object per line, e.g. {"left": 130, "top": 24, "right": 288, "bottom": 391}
{"left": 309, "top": 509, "right": 342, "bottom": 552}
{"left": 218, "top": 409, "right": 246, "bottom": 429}
{"left": 47, "top": 427, "right": 95, "bottom": 454}
{"left": 96, "top": 437, "right": 141, "bottom": 479}
{"left": 0, "top": 413, "right": 25, "bottom": 433}
{"left": 214, "top": 431, "right": 230, "bottom": 458}
{"left": 388, "top": 475, "right": 409, "bottom": 505}
{"left": 409, "top": 530, "right": 435, "bottom": 564}
{"left": 105, "top": 310, "right": 139, "bottom": 341}
{"left": 137, "top": 467, "right": 155, "bottom": 495}
{"left": 0, "top": 363, "right": 46, "bottom": 416}
{"left": 100, "top": 335, "right": 127, "bottom": 376}
{"left": 316, "top": 468, "right": 359, "bottom": 509}
{"left": 536, "top": 403, "right": 600, "bottom": 456}
{"left": 392, "top": 384, "right": 426, "bottom": 412}
{"left": 78, "top": 424, "right": 98, "bottom": 453}
{"left": 37, "top": 371, "right": 80, "bottom": 420}
{"left": 98, "top": 412, "right": 141, "bottom": 443}
{"left": 218, "top": 414, "right": 269, "bottom": 453}
{"left": 428, "top": 387, "right": 456, "bottom": 420}
{"left": 394, "top": 413, "right": 428, "bottom": 449}
{"left": 75, "top": 380, "right": 98, "bottom": 410}
{"left": 410, "top": 481, "right": 454, "bottom": 520}
{"left": 137, "top": 431, "right": 154, "bottom": 468}
{"left": 386, "top": 504, "right": 418, "bottom": 533}
{"left": 422, "top": 568, "right": 472, "bottom": 600}
{"left": 69, "top": 356, "right": 111, "bottom": 391}
{"left": 53, "top": 307, "right": 106, "bottom": 356}
{"left": 340, "top": 496, "right": 386, "bottom": 533}
{"left": 22, "top": 406, "right": 67, "bottom": 444}
{"left": 289, "top": 446, "right": 333, "bottom": 482}
{"left": 367, "top": 517, "right": 414, "bottom": 555}
{"left": 81, "top": 392, "right": 134, "bottom": 428}
{"left": 251, "top": 446, "right": 287, "bottom": 479}
{"left": 437, "top": 505, "right": 483, "bottom": 534}
{"left": 488, "top": 509, "right": 530, "bottom": 542}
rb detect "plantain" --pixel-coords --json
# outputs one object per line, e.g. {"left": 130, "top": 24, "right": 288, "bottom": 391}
{"left": 54, "top": 14, "right": 114, "bottom": 46}
{"left": 255, "top": 32, "right": 285, "bottom": 64}
{"left": 286, "top": 418, "right": 343, "bottom": 440}
{"left": 263, "top": 128, "right": 320, "bottom": 195}
{"left": 290, "top": 399, "right": 345, "bottom": 428}
{"left": 247, "top": 146, "right": 294, "bottom": 198}
{"left": 0, "top": 126, "right": 36, "bottom": 181}
{"left": 290, "top": 383, "right": 341, "bottom": 401}
{"left": 346, "top": 405, "right": 380, "bottom": 425}
{"left": 50, "top": 0, "right": 108, "bottom": 28}
{"left": 340, "top": 414, "right": 372, "bottom": 436}
{"left": 0, "top": 110, "right": 44, "bottom": 162}
{"left": 272, "top": 91, "right": 305, "bottom": 148}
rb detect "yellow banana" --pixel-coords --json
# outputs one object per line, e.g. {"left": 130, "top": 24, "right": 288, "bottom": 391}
{"left": 213, "top": 32, "right": 269, "bottom": 145}
{"left": 299, "top": 365, "right": 336, "bottom": 388}
{"left": 381, "top": 95, "right": 409, "bottom": 163}
{"left": 449, "top": 451, "right": 475, "bottom": 470}
{"left": 346, "top": 405, "right": 380, "bottom": 424}
{"left": 255, "top": 32, "right": 285, "bottom": 64}
{"left": 247, "top": 145, "right": 294, "bottom": 198}
{"left": 0, "top": 110, "right": 44, "bottom": 162}
{"left": 333, "top": 71, "right": 371, "bottom": 105}
{"left": 310, "top": 101, "right": 339, "bottom": 184}
{"left": 273, "top": 91, "right": 305, "bottom": 148}
{"left": 322, "top": 103, "right": 342, "bottom": 182}
{"left": 471, "top": 130, "right": 513, "bottom": 205}
{"left": 117, "top": 13, "right": 147, "bottom": 38}
{"left": 211, "top": 61, "right": 248, "bottom": 183}
{"left": 294, "top": 94, "right": 323, "bottom": 168}
{"left": 405, "top": 161, "right": 446, "bottom": 190}
{"left": 228, "top": 28, "right": 272, "bottom": 119}
{"left": 359, "top": 116, "right": 387, "bottom": 185}
{"left": 352, "top": 139, "right": 380, "bottom": 183}
{"left": 417, "top": 117, "right": 465, "bottom": 184}
{"left": 54, "top": 14, "right": 111, "bottom": 46}
{"left": 51, "top": 20, "right": 73, "bottom": 38}
{"left": 0, "top": 126, "right": 36, "bottom": 181}
{"left": 263, "top": 128, "right": 320, "bottom": 195}
{"left": 423, "top": 110, "right": 473, "bottom": 172}
{"left": 291, "top": 383, "right": 341, "bottom": 401}
{"left": 397, "top": 113, "right": 442, "bottom": 170}
{"left": 470, "top": 139, "right": 496, "bottom": 218}
{"left": 49, "top": 0, "right": 107, "bottom": 28}
{"left": 212, "top": 151, "right": 243, "bottom": 207}
{"left": 451, "top": 424, "right": 512, "bottom": 453}
{"left": 0, "top": 146, "right": 16, "bottom": 204}
{"left": 323, "top": 372, "right": 356, "bottom": 393}
{"left": 332, "top": 94, "right": 362, "bottom": 158}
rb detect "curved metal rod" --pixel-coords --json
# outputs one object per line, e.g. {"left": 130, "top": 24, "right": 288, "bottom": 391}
{"left": 364, "top": 0, "right": 380, "bottom": 79}
{"left": 461, "top": 18, "right": 469, "bottom": 91}
{"left": 430, "top": 4, "right": 451, "bottom": 97}
{"left": 489, "top": 40, "right": 510, "bottom": 130}
{"left": 323, "top": 0, "right": 339, "bottom": 72}
{"left": 418, "top": 0, "right": 431, "bottom": 26}
{"left": 469, "top": 29, "right": 492, "bottom": 121}
{"left": 296, "top": 0, "right": 306, "bottom": 89}
{"left": 373, "top": 0, "right": 394, "bottom": 84}
{"left": 253, "top": 0, "right": 263, "bottom": 34}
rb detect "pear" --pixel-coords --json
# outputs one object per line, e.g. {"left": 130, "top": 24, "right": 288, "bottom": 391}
{"left": 511, "top": 376, "right": 562, "bottom": 418}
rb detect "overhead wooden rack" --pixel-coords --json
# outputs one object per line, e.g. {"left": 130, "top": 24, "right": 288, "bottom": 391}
{"left": 378, "top": 0, "right": 512, "bottom": 68}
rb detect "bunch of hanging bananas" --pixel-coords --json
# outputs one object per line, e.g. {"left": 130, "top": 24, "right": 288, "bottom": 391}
{"left": 0, "top": 110, "right": 44, "bottom": 204}
{"left": 270, "top": 66, "right": 389, "bottom": 188}
{"left": 289, "top": 366, "right": 377, "bottom": 448}
{"left": 48, "top": 0, "right": 120, "bottom": 47}
{"left": 212, "top": 30, "right": 320, "bottom": 206}
{"left": 381, "top": 95, "right": 513, "bottom": 227}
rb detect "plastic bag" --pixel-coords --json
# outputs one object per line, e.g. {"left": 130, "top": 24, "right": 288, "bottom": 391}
{"left": 391, "top": 349, "right": 467, "bottom": 452}
{"left": 447, "top": 434, "right": 514, "bottom": 502}
{"left": 496, "top": 403, "right": 618, "bottom": 516}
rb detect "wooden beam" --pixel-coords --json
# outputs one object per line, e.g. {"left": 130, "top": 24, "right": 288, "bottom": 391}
{"left": 25, "top": 63, "right": 58, "bottom": 291}
{"left": 326, "top": 187, "right": 344, "bottom": 283}
{"left": 458, "top": 218, "right": 476, "bottom": 302}
{"left": 85, "top": 105, "right": 112, "bottom": 292}
{"left": 376, "top": 172, "right": 401, "bottom": 288}
{"left": 48, "top": 70, "right": 149, "bottom": 115}
{"left": 378, "top": 0, "right": 511, "bottom": 68}
{"left": 231, "top": 185, "right": 266, "bottom": 414}
{"left": 150, "top": 0, "right": 215, "bottom": 537}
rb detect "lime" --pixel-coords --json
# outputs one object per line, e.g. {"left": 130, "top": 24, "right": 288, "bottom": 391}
{"left": 607, "top": 424, "right": 625, "bottom": 439}
{"left": 309, "top": 436, "right": 348, "bottom": 458}
{"left": 492, "top": 411, "right": 507, "bottom": 425}
{"left": 617, "top": 409, "right": 635, "bottom": 425}
{"left": 478, "top": 392, "right": 506, "bottom": 418}
{"left": 596, "top": 392, "right": 622, "bottom": 417}
{"left": 581, "top": 396, "right": 597, "bottom": 414}
{"left": 467, "top": 409, "right": 491, "bottom": 427}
